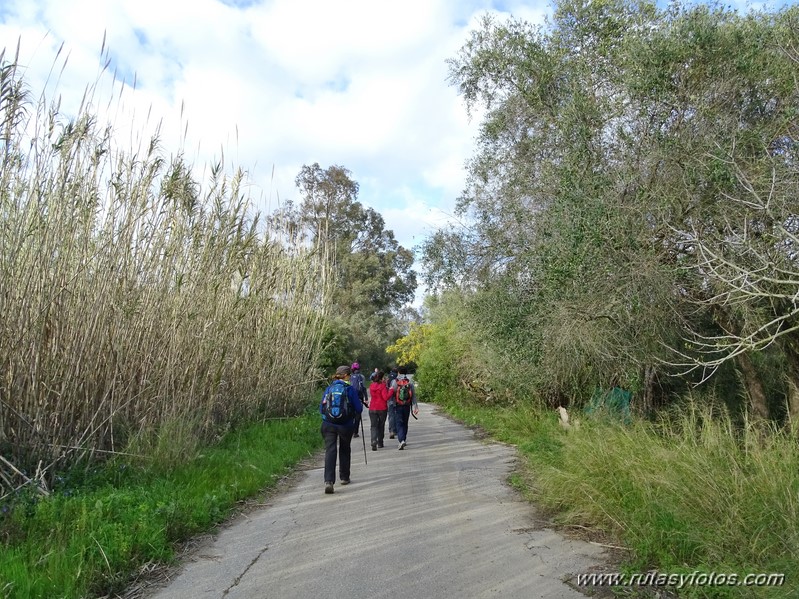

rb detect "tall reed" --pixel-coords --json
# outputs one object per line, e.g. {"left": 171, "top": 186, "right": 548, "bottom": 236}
{"left": 0, "top": 49, "right": 332, "bottom": 496}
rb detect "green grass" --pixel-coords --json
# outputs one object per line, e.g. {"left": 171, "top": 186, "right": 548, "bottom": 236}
{"left": 431, "top": 397, "right": 796, "bottom": 599}
{"left": 0, "top": 406, "right": 323, "bottom": 599}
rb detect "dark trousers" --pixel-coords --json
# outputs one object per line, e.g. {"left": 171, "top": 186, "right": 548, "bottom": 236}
{"left": 353, "top": 413, "right": 362, "bottom": 436}
{"left": 321, "top": 421, "right": 354, "bottom": 484}
{"left": 395, "top": 404, "right": 411, "bottom": 443}
{"left": 388, "top": 402, "right": 396, "bottom": 433}
{"left": 369, "top": 409, "right": 387, "bottom": 446}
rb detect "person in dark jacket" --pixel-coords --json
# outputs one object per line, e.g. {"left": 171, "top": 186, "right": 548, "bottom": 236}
{"left": 349, "top": 362, "right": 368, "bottom": 437}
{"left": 388, "top": 366, "right": 418, "bottom": 450}
{"left": 319, "top": 365, "right": 363, "bottom": 494}
{"left": 386, "top": 367, "right": 399, "bottom": 439}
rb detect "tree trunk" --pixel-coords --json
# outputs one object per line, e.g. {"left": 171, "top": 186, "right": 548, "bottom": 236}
{"left": 787, "top": 381, "right": 799, "bottom": 432}
{"left": 735, "top": 351, "right": 769, "bottom": 420}
{"left": 712, "top": 305, "right": 769, "bottom": 420}
{"left": 639, "top": 364, "right": 656, "bottom": 416}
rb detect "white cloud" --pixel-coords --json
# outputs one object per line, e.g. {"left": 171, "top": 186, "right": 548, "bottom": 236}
{"left": 0, "top": 0, "right": 553, "bottom": 304}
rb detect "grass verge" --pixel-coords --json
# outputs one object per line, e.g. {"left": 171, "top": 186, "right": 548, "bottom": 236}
{"left": 431, "top": 395, "right": 795, "bottom": 599}
{"left": 0, "top": 405, "right": 323, "bottom": 599}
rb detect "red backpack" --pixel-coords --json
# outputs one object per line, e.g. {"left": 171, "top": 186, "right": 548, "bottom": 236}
{"left": 395, "top": 378, "right": 413, "bottom": 405}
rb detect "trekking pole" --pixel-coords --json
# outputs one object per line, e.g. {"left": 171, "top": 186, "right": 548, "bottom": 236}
{"left": 360, "top": 415, "right": 367, "bottom": 465}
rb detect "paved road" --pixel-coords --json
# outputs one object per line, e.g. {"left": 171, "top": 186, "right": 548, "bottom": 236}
{"left": 146, "top": 402, "right": 607, "bottom": 599}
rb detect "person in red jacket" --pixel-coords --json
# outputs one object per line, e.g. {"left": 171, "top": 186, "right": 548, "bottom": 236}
{"left": 368, "top": 370, "right": 390, "bottom": 451}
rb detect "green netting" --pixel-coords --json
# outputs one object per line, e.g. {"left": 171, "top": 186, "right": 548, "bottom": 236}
{"left": 586, "top": 387, "right": 632, "bottom": 423}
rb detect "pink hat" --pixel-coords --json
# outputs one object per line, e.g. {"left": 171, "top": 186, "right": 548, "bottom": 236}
{"left": 351, "top": 362, "right": 360, "bottom": 370}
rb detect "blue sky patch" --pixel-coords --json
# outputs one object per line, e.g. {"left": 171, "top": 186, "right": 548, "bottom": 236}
{"left": 106, "top": 52, "right": 138, "bottom": 88}
{"left": 133, "top": 27, "right": 149, "bottom": 48}
{"left": 217, "top": 0, "right": 262, "bottom": 8}
{"left": 323, "top": 76, "right": 350, "bottom": 93}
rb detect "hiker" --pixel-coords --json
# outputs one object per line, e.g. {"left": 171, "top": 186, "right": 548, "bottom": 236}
{"left": 319, "top": 365, "right": 363, "bottom": 494}
{"left": 369, "top": 367, "right": 379, "bottom": 382}
{"left": 350, "top": 362, "right": 368, "bottom": 437}
{"left": 367, "top": 370, "right": 390, "bottom": 451}
{"left": 389, "top": 366, "right": 418, "bottom": 450}
{"left": 386, "top": 367, "right": 399, "bottom": 439}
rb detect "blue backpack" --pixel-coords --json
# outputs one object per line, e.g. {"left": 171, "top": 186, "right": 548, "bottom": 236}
{"left": 322, "top": 381, "right": 353, "bottom": 424}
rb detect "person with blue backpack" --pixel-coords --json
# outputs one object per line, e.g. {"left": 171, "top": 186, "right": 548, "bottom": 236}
{"left": 320, "top": 365, "right": 364, "bottom": 494}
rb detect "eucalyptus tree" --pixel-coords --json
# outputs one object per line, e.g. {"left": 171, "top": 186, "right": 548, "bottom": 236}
{"left": 272, "top": 163, "right": 417, "bottom": 368}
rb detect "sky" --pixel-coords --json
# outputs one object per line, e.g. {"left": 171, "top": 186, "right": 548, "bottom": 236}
{"left": 0, "top": 0, "right": 550, "bottom": 257}
{"left": 0, "top": 0, "right": 783, "bottom": 299}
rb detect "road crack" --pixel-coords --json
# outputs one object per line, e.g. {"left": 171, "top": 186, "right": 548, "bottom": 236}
{"left": 222, "top": 546, "right": 269, "bottom": 597}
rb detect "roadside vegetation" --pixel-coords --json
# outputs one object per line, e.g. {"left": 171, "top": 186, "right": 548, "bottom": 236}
{"left": 0, "top": 47, "right": 331, "bottom": 493}
{"left": 0, "top": 407, "right": 322, "bottom": 599}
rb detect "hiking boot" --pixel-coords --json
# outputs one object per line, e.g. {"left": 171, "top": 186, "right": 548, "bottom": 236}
{"left": 324, "top": 483, "right": 334, "bottom": 494}
{"left": 398, "top": 440, "right": 406, "bottom": 450}
{"left": 371, "top": 443, "right": 377, "bottom": 451}
{"left": 377, "top": 442, "right": 384, "bottom": 448}
{"left": 389, "top": 433, "right": 395, "bottom": 439}
{"left": 341, "top": 479, "right": 350, "bottom": 485}
{"left": 353, "top": 433, "right": 359, "bottom": 438}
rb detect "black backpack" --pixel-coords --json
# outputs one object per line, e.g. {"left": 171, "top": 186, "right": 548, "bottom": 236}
{"left": 322, "top": 381, "right": 353, "bottom": 424}
{"left": 350, "top": 372, "right": 367, "bottom": 401}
